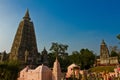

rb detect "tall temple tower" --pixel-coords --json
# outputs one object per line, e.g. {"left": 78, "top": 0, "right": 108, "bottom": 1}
{"left": 9, "top": 9, "right": 39, "bottom": 64}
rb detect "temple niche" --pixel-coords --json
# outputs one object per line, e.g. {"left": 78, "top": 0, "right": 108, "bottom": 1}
{"left": 97, "top": 40, "right": 119, "bottom": 66}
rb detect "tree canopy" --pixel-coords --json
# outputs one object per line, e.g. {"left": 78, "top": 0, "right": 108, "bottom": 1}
{"left": 117, "top": 34, "right": 120, "bottom": 40}
{"left": 48, "top": 42, "right": 70, "bottom": 72}
{"left": 49, "top": 43, "right": 96, "bottom": 71}
{"left": 0, "top": 61, "right": 20, "bottom": 80}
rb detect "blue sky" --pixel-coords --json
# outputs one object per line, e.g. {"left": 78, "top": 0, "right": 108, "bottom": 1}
{"left": 0, "top": 0, "right": 120, "bottom": 54}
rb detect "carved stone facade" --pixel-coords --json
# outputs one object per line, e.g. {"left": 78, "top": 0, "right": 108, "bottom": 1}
{"left": 9, "top": 10, "right": 41, "bottom": 65}
{"left": 99, "top": 40, "right": 118, "bottom": 66}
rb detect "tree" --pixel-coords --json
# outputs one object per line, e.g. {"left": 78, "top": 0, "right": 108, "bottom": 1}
{"left": 0, "top": 61, "right": 20, "bottom": 80}
{"left": 111, "top": 50, "right": 118, "bottom": 57}
{"left": 109, "top": 46, "right": 118, "bottom": 52}
{"left": 69, "top": 49, "right": 95, "bottom": 70}
{"left": 115, "top": 34, "right": 120, "bottom": 62}
{"left": 69, "top": 51, "right": 81, "bottom": 65}
{"left": 80, "top": 49, "right": 95, "bottom": 69}
{"left": 117, "top": 34, "right": 120, "bottom": 40}
{"left": 48, "top": 52, "right": 56, "bottom": 68}
{"left": 50, "top": 42, "right": 68, "bottom": 58}
{"left": 49, "top": 42, "right": 70, "bottom": 72}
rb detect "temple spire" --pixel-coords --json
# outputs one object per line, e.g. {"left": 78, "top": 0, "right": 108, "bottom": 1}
{"left": 101, "top": 39, "right": 106, "bottom": 45}
{"left": 23, "top": 9, "right": 31, "bottom": 20}
{"left": 52, "top": 55, "right": 62, "bottom": 80}
{"left": 43, "top": 47, "right": 46, "bottom": 51}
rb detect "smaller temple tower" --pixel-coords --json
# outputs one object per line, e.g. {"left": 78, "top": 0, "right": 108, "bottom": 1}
{"left": 52, "top": 58, "right": 62, "bottom": 80}
{"left": 41, "top": 47, "right": 48, "bottom": 66}
{"left": 0, "top": 51, "right": 8, "bottom": 62}
{"left": 100, "top": 40, "right": 110, "bottom": 65}
{"left": 99, "top": 40, "right": 119, "bottom": 66}
{"left": 100, "top": 40, "right": 109, "bottom": 59}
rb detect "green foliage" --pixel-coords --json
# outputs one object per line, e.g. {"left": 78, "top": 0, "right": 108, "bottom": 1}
{"left": 0, "top": 61, "right": 20, "bottom": 80}
{"left": 50, "top": 42, "right": 68, "bottom": 56}
{"left": 59, "top": 56, "right": 72, "bottom": 72}
{"left": 89, "top": 66, "right": 115, "bottom": 72}
{"left": 48, "top": 52, "right": 72, "bottom": 72}
{"left": 49, "top": 42, "right": 70, "bottom": 72}
{"left": 69, "top": 51, "right": 81, "bottom": 65}
{"left": 80, "top": 49, "right": 95, "bottom": 69}
{"left": 117, "top": 34, "right": 120, "bottom": 40}
{"left": 111, "top": 50, "right": 118, "bottom": 57}
{"left": 48, "top": 52, "right": 56, "bottom": 68}
{"left": 69, "top": 49, "right": 95, "bottom": 69}
{"left": 49, "top": 42, "right": 96, "bottom": 71}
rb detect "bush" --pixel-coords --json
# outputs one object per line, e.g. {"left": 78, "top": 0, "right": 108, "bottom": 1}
{"left": 0, "top": 61, "right": 20, "bottom": 80}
